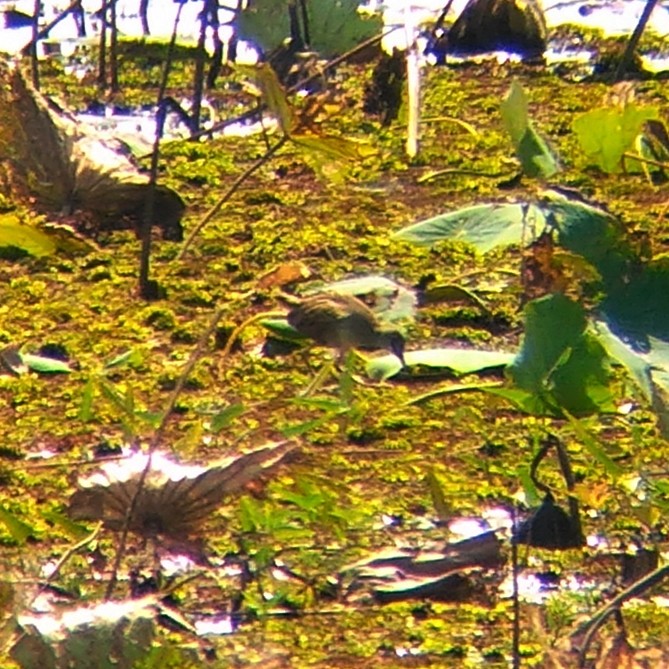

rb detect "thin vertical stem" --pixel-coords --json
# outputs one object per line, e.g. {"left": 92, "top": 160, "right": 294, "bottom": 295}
{"left": 614, "top": 0, "right": 659, "bottom": 81}
{"left": 138, "top": 2, "right": 184, "bottom": 298}
{"left": 191, "top": 0, "right": 210, "bottom": 134}
{"left": 404, "top": 4, "right": 420, "bottom": 158}
{"left": 511, "top": 506, "right": 520, "bottom": 669}
{"left": 109, "top": 0, "right": 118, "bottom": 92}
{"left": 74, "top": 0, "right": 85, "bottom": 36}
{"left": 298, "top": 0, "right": 310, "bottom": 47}
{"left": 139, "top": 0, "right": 149, "bottom": 35}
{"left": 98, "top": 0, "right": 107, "bottom": 88}
{"left": 30, "top": 0, "right": 41, "bottom": 89}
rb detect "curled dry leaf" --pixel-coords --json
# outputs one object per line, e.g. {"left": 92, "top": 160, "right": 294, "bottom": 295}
{"left": 257, "top": 261, "right": 312, "bottom": 289}
{"left": 68, "top": 441, "right": 297, "bottom": 538}
{"left": 0, "top": 57, "right": 184, "bottom": 239}
{"left": 342, "top": 532, "right": 503, "bottom": 603}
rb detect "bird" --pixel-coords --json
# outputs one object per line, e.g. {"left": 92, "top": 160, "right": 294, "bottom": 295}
{"left": 287, "top": 293, "right": 406, "bottom": 365}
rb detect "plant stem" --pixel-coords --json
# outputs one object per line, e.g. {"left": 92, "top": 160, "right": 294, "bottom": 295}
{"left": 177, "top": 136, "right": 288, "bottom": 258}
{"left": 105, "top": 303, "right": 226, "bottom": 599}
{"left": 614, "top": 0, "right": 659, "bottom": 81}
{"left": 138, "top": 1, "right": 184, "bottom": 298}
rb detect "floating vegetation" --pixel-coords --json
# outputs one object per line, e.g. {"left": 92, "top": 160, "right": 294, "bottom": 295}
{"left": 2, "top": 1, "right": 669, "bottom": 666}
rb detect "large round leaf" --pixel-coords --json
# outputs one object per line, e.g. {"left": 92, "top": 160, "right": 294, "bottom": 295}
{"left": 394, "top": 203, "right": 547, "bottom": 253}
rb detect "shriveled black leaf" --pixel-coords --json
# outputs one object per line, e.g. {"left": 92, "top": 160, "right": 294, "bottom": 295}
{"left": 513, "top": 493, "right": 584, "bottom": 549}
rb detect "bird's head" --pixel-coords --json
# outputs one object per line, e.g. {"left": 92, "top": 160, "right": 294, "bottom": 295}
{"left": 382, "top": 330, "right": 405, "bottom": 366}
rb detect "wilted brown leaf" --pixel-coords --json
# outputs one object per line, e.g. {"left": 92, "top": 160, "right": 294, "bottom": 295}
{"left": 68, "top": 441, "right": 297, "bottom": 538}
{"left": 257, "top": 261, "right": 312, "bottom": 289}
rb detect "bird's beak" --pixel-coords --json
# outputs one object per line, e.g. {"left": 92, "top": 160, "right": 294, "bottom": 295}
{"left": 391, "top": 338, "right": 406, "bottom": 367}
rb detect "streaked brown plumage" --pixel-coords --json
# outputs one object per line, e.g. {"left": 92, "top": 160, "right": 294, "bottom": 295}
{"left": 287, "top": 293, "right": 405, "bottom": 364}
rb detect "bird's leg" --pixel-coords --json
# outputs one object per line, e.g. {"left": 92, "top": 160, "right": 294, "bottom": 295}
{"left": 337, "top": 350, "right": 383, "bottom": 388}
{"left": 335, "top": 351, "right": 356, "bottom": 434}
{"left": 338, "top": 350, "right": 355, "bottom": 406}
{"left": 300, "top": 359, "right": 336, "bottom": 397}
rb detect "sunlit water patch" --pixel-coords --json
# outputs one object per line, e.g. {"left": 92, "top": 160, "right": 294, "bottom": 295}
{"left": 160, "top": 553, "right": 198, "bottom": 577}
{"left": 2, "top": 0, "right": 667, "bottom": 150}
{"left": 641, "top": 53, "right": 669, "bottom": 73}
{"left": 544, "top": 46, "right": 594, "bottom": 66}
{"left": 544, "top": 0, "right": 669, "bottom": 34}
{"left": 75, "top": 97, "right": 222, "bottom": 145}
{"left": 26, "top": 447, "right": 59, "bottom": 460}
{"left": 19, "top": 596, "right": 157, "bottom": 635}
{"left": 194, "top": 615, "right": 235, "bottom": 635}
{"left": 448, "top": 507, "right": 514, "bottom": 539}
{"left": 499, "top": 570, "right": 601, "bottom": 604}
{"left": 0, "top": 0, "right": 218, "bottom": 54}
{"left": 3, "top": 0, "right": 669, "bottom": 60}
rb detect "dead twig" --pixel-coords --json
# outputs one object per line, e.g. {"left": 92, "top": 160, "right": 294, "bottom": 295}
{"left": 575, "top": 564, "right": 669, "bottom": 666}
